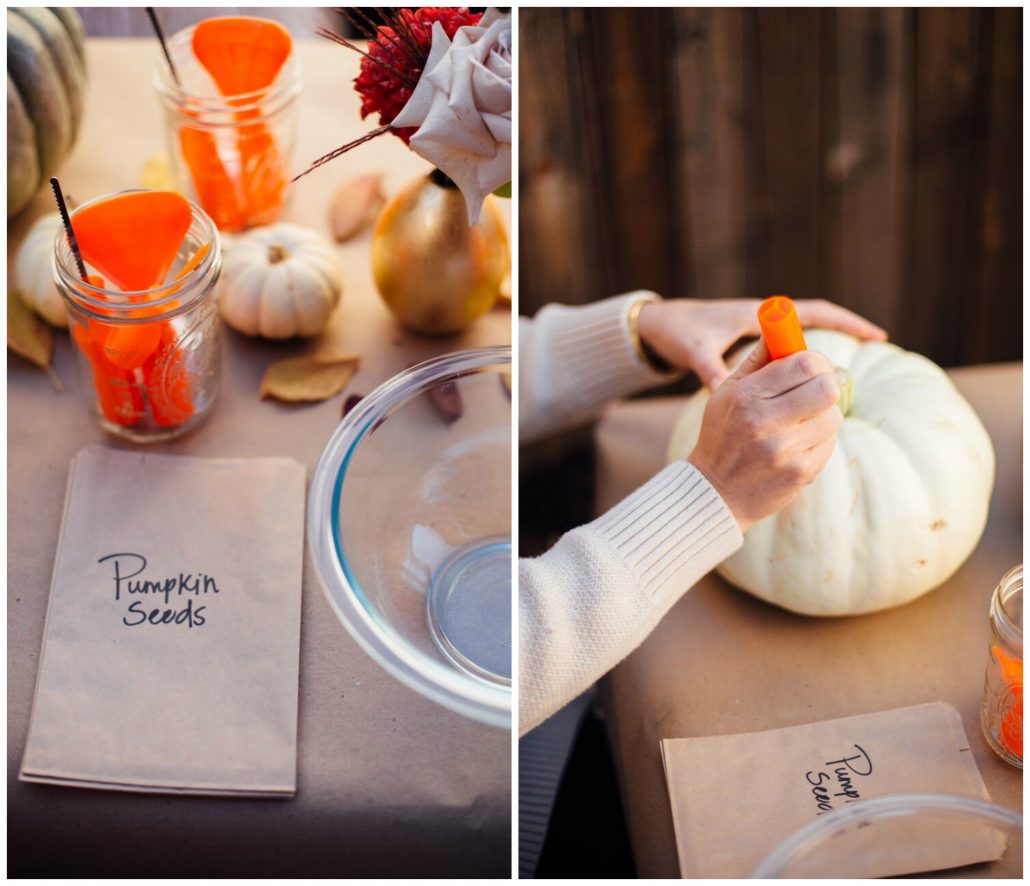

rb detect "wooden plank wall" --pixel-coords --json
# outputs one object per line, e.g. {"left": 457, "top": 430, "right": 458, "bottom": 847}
{"left": 519, "top": 8, "right": 1022, "bottom": 367}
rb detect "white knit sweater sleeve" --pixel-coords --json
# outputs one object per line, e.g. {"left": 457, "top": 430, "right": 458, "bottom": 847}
{"left": 518, "top": 291, "right": 679, "bottom": 443}
{"left": 518, "top": 295, "right": 744, "bottom": 735}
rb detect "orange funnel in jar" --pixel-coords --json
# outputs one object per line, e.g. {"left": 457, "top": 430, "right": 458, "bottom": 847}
{"left": 758, "top": 295, "right": 807, "bottom": 360}
{"left": 73, "top": 191, "right": 193, "bottom": 291}
{"left": 98, "top": 241, "right": 211, "bottom": 370}
{"left": 184, "top": 16, "right": 292, "bottom": 230}
{"left": 192, "top": 16, "right": 292, "bottom": 95}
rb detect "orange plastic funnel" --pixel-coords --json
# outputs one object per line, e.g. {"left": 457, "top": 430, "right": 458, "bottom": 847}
{"left": 73, "top": 191, "right": 193, "bottom": 292}
{"left": 758, "top": 295, "right": 807, "bottom": 360}
{"left": 192, "top": 16, "right": 292, "bottom": 95}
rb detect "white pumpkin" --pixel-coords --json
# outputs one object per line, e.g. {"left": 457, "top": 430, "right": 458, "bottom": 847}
{"left": 14, "top": 212, "right": 67, "bottom": 327}
{"left": 217, "top": 222, "right": 343, "bottom": 339}
{"left": 667, "top": 330, "right": 995, "bottom": 616}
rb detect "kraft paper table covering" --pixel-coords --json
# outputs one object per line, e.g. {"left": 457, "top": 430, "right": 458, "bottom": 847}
{"left": 7, "top": 40, "right": 510, "bottom": 877}
{"left": 594, "top": 363, "right": 1022, "bottom": 878}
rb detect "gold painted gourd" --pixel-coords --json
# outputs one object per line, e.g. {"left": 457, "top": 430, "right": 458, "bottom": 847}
{"left": 371, "top": 172, "right": 509, "bottom": 335}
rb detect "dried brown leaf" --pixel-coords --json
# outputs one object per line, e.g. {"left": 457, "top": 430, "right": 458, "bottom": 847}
{"left": 8, "top": 290, "right": 54, "bottom": 371}
{"left": 260, "top": 353, "right": 361, "bottom": 403}
{"left": 329, "top": 172, "right": 385, "bottom": 242}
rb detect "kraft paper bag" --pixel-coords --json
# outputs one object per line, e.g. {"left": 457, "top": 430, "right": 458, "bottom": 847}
{"left": 19, "top": 445, "right": 305, "bottom": 797}
{"left": 661, "top": 702, "right": 1008, "bottom": 877}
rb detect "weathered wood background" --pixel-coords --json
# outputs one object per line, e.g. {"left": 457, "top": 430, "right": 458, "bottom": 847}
{"left": 520, "top": 7, "right": 1022, "bottom": 367}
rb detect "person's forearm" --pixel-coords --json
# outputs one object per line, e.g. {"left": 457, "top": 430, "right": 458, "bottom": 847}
{"left": 518, "top": 460, "right": 742, "bottom": 735}
{"left": 518, "top": 292, "right": 681, "bottom": 444}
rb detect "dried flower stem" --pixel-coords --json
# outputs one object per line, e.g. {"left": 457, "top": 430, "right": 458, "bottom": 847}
{"left": 291, "top": 126, "right": 393, "bottom": 183}
{"left": 316, "top": 26, "right": 417, "bottom": 88}
{"left": 336, "top": 7, "right": 430, "bottom": 79}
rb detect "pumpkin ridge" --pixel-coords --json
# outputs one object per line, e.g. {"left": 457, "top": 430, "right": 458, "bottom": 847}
{"left": 298, "top": 254, "right": 341, "bottom": 298}
{"left": 7, "top": 75, "right": 40, "bottom": 217}
{"left": 12, "top": 7, "right": 86, "bottom": 138}
{"left": 6, "top": 8, "right": 86, "bottom": 218}
{"left": 7, "top": 13, "right": 73, "bottom": 212}
{"left": 48, "top": 7, "right": 87, "bottom": 67}
{"left": 280, "top": 261, "right": 302, "bottom": 337}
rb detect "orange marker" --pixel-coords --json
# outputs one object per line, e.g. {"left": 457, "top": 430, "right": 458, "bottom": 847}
{"left": 758, "top": 295, "right": 807, "bottom": 360}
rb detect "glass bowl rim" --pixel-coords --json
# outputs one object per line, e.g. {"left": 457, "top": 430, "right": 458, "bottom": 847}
{"left": 307, "top": 346, "right": 512, "bottom": 728}
{"left": 749, "top": 792, "right": 1023, "bottom": 878}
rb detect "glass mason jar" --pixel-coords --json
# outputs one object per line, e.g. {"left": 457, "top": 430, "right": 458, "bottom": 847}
{"left": 54, "top": 192, "right": 223, "bottom": 443}
{"left": 153, "top": 21, "right": 302, "bottom": 232}
{"left": 981, "top": 564, "right": 1023, "bottom": 768}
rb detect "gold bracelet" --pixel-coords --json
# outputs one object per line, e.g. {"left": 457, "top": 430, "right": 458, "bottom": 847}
{"left": 628, "top": 297, "right": 672, "bottom": 374}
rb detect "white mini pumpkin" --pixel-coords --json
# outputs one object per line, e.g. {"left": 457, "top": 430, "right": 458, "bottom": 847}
{"left": 14, "top": 212, "right": 67, "bottom": 327}
{"left": 217, "top": 222, "right": 343, "bottom": 339}
{"left": 667, "top": 330, "right": 995, "bottom": 616}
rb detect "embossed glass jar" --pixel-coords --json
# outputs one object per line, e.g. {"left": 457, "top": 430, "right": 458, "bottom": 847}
{"left": 981, "top": 564, "right": 1023, "bottom": 768}
{"left": 54, "top": 192, "right": 222, "bottom": 443}
{"left": 153, "top": 21, "right": 302, "bottom": 232}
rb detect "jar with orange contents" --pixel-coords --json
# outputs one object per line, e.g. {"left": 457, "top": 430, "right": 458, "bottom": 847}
{"left": 153, "top": 16, "right": 302, "bottom": 232}
{"left": 54, "top": 190, "right": 222, "bottom": 442}
{"left": 981, "top": 564, "right": 1023, "bottom": 768}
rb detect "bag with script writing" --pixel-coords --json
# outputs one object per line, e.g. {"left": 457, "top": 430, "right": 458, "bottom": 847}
{"left": 660, "top": 702, "right": 1006, "bottom": 877}
{"left": 19, "top": 446, "right": 305, "bottom": 796}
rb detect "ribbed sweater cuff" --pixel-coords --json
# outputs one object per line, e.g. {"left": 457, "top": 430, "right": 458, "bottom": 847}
{"left": 589, "top": 460, "right": 743, "bottom": 606}
{"left": 547, "top": 291, "right": 681, "bottom": 411}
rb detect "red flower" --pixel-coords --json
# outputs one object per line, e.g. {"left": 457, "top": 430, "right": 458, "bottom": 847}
{"left": 354, "top": 7, "right": 482, "bottom": 144}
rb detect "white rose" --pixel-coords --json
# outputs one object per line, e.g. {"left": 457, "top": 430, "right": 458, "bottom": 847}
{"left": 392, "top": 8, "right": 512, "bottom": 225}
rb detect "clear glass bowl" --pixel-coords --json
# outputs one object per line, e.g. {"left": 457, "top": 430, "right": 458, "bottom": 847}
{"left": 750, "top": 793, "right": 1022, "bottom": 878}
{"left": 309, "top": 348, "right": 511, "bottom": 727}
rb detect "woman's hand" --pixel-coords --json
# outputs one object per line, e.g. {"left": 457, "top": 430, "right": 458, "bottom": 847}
{"left": 688, "top": 339, "right": 842, "bottom": 533}
{"left": 637, "top": 298, "right": 887, "bottom": 389}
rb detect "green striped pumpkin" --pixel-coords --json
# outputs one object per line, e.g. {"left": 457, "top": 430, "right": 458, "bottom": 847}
{"left": 7, "top": 7, "right": 87, "bottom": 219}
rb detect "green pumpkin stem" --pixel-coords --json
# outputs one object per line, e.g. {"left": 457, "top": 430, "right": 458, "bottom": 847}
{"left": 835, "top": 366, "right": 854, "bottom": 416}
